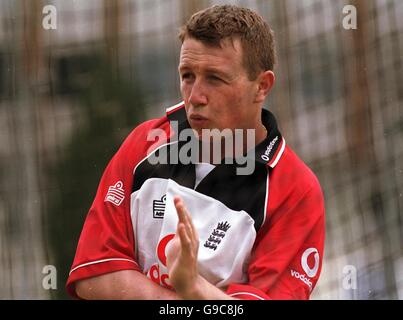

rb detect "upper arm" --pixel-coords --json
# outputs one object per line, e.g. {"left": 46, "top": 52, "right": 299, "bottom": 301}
{"left": 75, "top": 270, "right": 140, "bottom": 300}
{"left": 75, "top": 269, "right": 179, "bottom": 300}
{"left": 66, "top": 120, "right": 162, "bottom": 298}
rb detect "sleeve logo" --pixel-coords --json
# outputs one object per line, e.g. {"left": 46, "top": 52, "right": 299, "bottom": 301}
{"left": 301, "top": 248, "right": 320, "bottom": 278}
{"left": 290, "top": 247, "right": 320, "bottom": 290}
{"left": 104, "top": 181, "right": 125, "bottom": 206}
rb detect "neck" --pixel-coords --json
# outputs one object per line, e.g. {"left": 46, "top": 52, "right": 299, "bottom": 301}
{"left": 255, "top": 123, "right": 268, "bottom": 146}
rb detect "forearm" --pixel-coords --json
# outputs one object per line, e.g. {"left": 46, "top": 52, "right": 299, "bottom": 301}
{"left": 179, "top": 275, "right": 238, "bottom": 300}
{"left": 75, "top": 269, "right": 180, "bottom": 300}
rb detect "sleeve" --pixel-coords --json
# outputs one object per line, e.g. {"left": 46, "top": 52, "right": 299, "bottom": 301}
{"left": 226, "top": 174, "right": 325, "bottom": 300}
{"left": 66, "top": 120, "right": 158, "bottom": 298}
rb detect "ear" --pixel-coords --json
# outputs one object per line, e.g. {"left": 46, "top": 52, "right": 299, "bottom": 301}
{"left": 254, "top": 70, "right": 275, "bottom": 103}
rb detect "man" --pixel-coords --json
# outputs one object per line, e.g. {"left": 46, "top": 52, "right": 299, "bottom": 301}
{"left": 66, "top": 5, "right": 325, "bottom": 300}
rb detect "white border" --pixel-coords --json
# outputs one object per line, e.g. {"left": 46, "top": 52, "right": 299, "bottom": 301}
{"left": 269, "top": 137, "right": 286, "bottom": 168}
{"left": 69, "top": 258, "right": 137, "bottom": 275}
{"left": 261, "top": 171, "right": 270, "bottom": 227}
{"left": 229, "top": 291, "right": 265, "bottom": 300}
{"left": 165, "top": 101, "right": 184, "bottom": 113}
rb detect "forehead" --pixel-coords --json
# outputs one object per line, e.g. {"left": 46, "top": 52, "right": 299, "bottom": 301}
{"left": 179, "top": 37, "right": 243, "bottom": 71}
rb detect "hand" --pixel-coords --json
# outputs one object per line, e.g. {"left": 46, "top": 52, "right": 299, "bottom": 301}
{"left": 166, "top": 196, "right": 200, "bottom": 297}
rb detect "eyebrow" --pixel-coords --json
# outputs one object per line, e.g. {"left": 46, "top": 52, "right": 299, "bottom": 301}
{"left": 205, "top": 68, "right": 229, "bottom": 76}
{"left": 178, "top": 65, "right": 231, "bottom": 78}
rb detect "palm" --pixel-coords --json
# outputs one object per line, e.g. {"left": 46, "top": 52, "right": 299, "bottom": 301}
{"left": 165, "top": 197, "right": 199, "bottom": 295}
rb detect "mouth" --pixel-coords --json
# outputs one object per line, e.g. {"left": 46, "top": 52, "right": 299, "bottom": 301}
{"left": 189, "top": 114, "right": 209, "bottom": 126}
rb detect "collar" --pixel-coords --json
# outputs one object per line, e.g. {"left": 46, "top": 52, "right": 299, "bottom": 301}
{"left": 166, "top": 102, "right": 286, "bottom": 169}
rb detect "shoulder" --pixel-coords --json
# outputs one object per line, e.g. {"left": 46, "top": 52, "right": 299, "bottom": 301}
{"left": 268, "top": 144, "right": 324, "bottom": 215}
{"left": 122, "top": 101, "right": 186, "bottom": 155}
{"left": 272, "top": 145, "right": 322, "bottom": 192}
{"left": 124, "top": 116, "right": 170, "bottom": 145}
{"left": 113, "top": 115, "right": 171, "bottom": 166}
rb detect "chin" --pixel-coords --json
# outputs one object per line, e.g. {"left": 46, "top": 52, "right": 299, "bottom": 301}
{"left": 187, "top": 126, "right": 202, "bottom": 137}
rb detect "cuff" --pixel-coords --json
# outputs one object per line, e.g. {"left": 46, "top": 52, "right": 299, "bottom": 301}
{"left": 226, "top": 283, "right": 271, "bottom": 300}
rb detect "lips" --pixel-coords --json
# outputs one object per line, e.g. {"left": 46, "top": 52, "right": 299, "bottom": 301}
{"left": 189, "top": 114, "right": 208, "bottom": 121}
{"left": 189, "top": 114, "right": 209, "bottom": 127}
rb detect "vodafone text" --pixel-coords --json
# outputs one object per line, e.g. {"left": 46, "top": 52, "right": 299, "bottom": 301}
{"left": 290, "top": 270, "right": 313, "bottom": 290}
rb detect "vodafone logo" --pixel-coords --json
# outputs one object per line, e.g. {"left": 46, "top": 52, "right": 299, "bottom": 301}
{"left": 157, "top": 233, "right": 175, "bottom": 267}
{"left": 261, "top": 136, "right": 278, "bottom": 161}
{"left": 147, "top": 233, "right": 175, "bottom": 290}
{"left": 290, "top": 248, "right": 320, "bottom": 290}
{"left": 301, "top": 248, "right": 320, "bottom": 278}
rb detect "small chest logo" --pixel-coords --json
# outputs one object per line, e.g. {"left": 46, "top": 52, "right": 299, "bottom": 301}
{"left": 204, "top": 221, "right": 231, "bottom": 251}
{"left": 104, "top": 181, "right": 125, "bottom": 206}
{"left": 261, "top": 136, "right": 278, "bottom": 161}
{"left": 153, "top": 195, "right": 166, "bottom": 219}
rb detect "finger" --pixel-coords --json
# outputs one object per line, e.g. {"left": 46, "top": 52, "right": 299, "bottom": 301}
{"left": 174, "top": 196, "right": 186, "bottom": 224}
{"left": 186, "top": 209, "right": 199, "bottom": 242}
{"left": 174, "top": 197, "right": 199, "bottom": 255}
{"left": 182, "top": 208, "right": 199, "bottom": 251}
{"left": 174, "top": 197, "right": 195, "bottom": 241}
{"left": 178, "top": 223, "right": 193, "bottom": 257}
{"left": 179, "top": 203, "right": 199, "bottom": 246}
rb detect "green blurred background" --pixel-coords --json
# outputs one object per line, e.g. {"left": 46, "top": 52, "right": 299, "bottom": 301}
{"left": 0, "top": 0, "right": 402, "bottom": 299}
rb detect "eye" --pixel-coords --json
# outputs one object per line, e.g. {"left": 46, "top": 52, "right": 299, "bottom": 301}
{"left": 181, "top": 73, "right": 194, "bottom": 81}
{"left": 207, "top": 74, "right": 226, "bottom": 84}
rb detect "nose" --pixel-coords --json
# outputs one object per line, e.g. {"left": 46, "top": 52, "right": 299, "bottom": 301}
{"left": 188, "top": 79, "right": 208, "bottom": 107}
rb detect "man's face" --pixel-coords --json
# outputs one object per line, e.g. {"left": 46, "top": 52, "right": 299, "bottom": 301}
{"left": 178, "top": 37, "right": 260, "bottom": 136}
